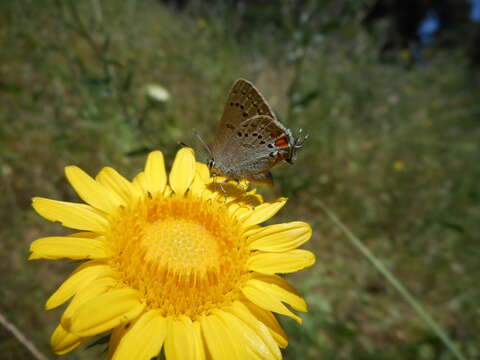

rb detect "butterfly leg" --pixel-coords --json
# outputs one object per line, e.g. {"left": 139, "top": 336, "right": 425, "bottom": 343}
{"left": 236, "top": 179, "right": 250, "bottom": 191}
{"left": 212, "top": 175, "right": 228, "bottom": 194}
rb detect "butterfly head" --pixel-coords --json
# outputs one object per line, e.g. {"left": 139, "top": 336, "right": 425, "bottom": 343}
{"left": 207, "top": 158, "right": 216, "bottom": 172}
{"left": 207, "top": 158, "right": 222, "bottom": 179}
{"left": 285, "top": 128, "right": 308, "bottom": 164}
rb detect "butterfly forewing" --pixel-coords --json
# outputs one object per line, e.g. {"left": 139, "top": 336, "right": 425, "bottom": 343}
{"left": 213, "top": 79, "right": 276, "bottom": 154}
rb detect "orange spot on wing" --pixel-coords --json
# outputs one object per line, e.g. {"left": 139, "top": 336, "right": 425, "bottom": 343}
{"left": 275, "top": 137, "right": 289, "bottom": 147}
{"left": 270, "top": 132, "right": 281, "bottom": 138}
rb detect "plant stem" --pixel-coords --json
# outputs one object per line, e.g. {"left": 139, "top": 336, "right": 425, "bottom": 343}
{"left": 318, "top": 201, "right": 467, "bottom": 360}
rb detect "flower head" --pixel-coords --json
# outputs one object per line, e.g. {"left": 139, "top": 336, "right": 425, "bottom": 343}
{"left": 393, "top": 160, "right": 406, "bottom": 171}
{"left": 145, "top": 84, "right": 170, "bottom": 103}
{"left": 30, "top": 148, "right": 315, "bottom": 359}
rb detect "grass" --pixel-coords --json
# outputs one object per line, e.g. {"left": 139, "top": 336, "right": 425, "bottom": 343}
{"left": 1, "top": 0, "right": 479, "bottom": 359}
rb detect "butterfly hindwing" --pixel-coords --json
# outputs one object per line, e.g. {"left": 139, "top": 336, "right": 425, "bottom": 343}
{"left": 212, "top": 115, "right": 291, "bottom": 179}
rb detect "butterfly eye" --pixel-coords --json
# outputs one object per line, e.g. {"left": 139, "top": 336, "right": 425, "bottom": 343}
{"left": 207, "top": 159, "right": 215, "bottom": 169}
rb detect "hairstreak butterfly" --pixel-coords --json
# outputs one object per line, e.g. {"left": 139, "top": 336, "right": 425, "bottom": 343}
{"left": 200, "top": 78, "right": 306, "bottom": 186}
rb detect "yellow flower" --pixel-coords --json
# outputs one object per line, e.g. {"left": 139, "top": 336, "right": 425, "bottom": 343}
{"left": 197, "top": 17, "right": 207, "bottom": 29}
{"left": 393, "top": 160, "right": 406, "bottom": 171}
{"left": 145, "top": 84, "right": 170, "bottom": 103}
{"left": 30, "top": 148, "right": 315, "bottom": 359}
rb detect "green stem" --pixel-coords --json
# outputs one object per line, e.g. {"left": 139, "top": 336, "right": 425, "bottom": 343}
{"left": 318, "top": 201, "right": 466, "bottom": 360}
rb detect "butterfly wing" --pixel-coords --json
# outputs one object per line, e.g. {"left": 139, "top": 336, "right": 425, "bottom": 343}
{"left": 212, "top": 79, "right": 276, "bottom": 157}
{"left": 248, "top": 171, "right": 273, "bottom": 186}
{"left": 213, "top": 115, "right": 293, "bottom": 179}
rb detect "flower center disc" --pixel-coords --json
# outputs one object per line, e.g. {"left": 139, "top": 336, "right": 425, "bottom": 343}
{"left": 142, "top": 218, "right": 221, "bottom": 273}
{"left": 107, "top": 195, "right": 249, "bottom": 318}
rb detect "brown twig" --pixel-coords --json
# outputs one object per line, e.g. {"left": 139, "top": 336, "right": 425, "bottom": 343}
{"left": 0, "top": 311, "right": 49, "bottom": 360}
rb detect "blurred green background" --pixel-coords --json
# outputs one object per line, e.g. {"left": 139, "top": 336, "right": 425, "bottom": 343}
{"left": 1, "top": 0, "right": 479, "bottom": 359}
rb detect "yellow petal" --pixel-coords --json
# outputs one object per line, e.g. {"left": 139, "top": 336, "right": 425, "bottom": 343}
{"left": 164, "top": 316, "right": 199, "bottom": 360}
{"left": 239, "top": 198, "right": 287, "bottom": 229}
{"left": 163, "top": 184, "right": 173, "bottom": 197}
{"left": 219, "top": 308, "right": 281, "bottom": 360}
{"left": 69, "top": 288, "right": 145, "bottom": 337}
{"left": 32, "top": 197, "right": 108, "bottom": 233}
{"left": 169, "top": 147, "right": 196, "bottom": 196}
{"left": 213, "top": 311, "right": 250, "bottom": 359}
{"left": 255, "top": 273, "right": 301, "bottom": 297}
{"left": 46, "top": 261, "right": 113, "bottom": 310}
{"left": 192, "top": 321, "right": 206, "bottom": 360}
{"left": 61, "top": 277, "right": 118, "bottom": 329}
{"left": 66, "top": 231, "right": 98, "bottom": 238}
{"left": 144, "top": 151, "right": 167, "bottom": 196}
{"left": 240, "top": 192, "right": 264, "bottom": 208}
{"left": 196, "top": 162, "right": 211, "bottom": 184}
{"left": 113, "top": 310, "right": 167, "bottom": 360}
{"left": 190, "top": 162, "right": 210, "bottom": 196}
{"left": 201, "top": 313, "right": 245, "bottom": 359}
{"left": 243, "top": 226, "right": 262, "bottom": 238}
{"left": 51, "top": 324, "right": 85, "bottom": 355}
{"left": 251, "top": 275, "right": 307, "bottom": 312}
{"left": 65, "top": 166, "right": 123, "bottom": 214}
{"left": 228, "top": 301, "right": 281, "bottom": 359}
{"left": 29, "top": 236, "right": 108, "bottom": 260}
{"left": 228, "top": 202, "right": 252, "bottom": 219}
{"left": 247, "top": 249, "right": 315, "bottom": 274}
{"left": 132, "top": 172, "right": 147, "bottom": 194}
{"left": 189, "top": 179, "right": 206, "bottom": 198}
{"left": 96, "top": 167, "right": 141, "bottom": 202}
{"left": 242, "top": 279, "right": 302, "bottom": 323}
{"left": 244, "top": 301, "right": 288, "bottom": 348}
{"left": 108, "top": 323, "right": 130, "bottom": 359}
{"left": 247, "top": 222, "right": 312, "bottom": 251}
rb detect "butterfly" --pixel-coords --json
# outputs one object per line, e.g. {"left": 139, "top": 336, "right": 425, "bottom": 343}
{"left": 202, "top": 79, "right": 308, "bottom": 185}
{"left": 199, "top": 79, "right": 306, "bottom": 186}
